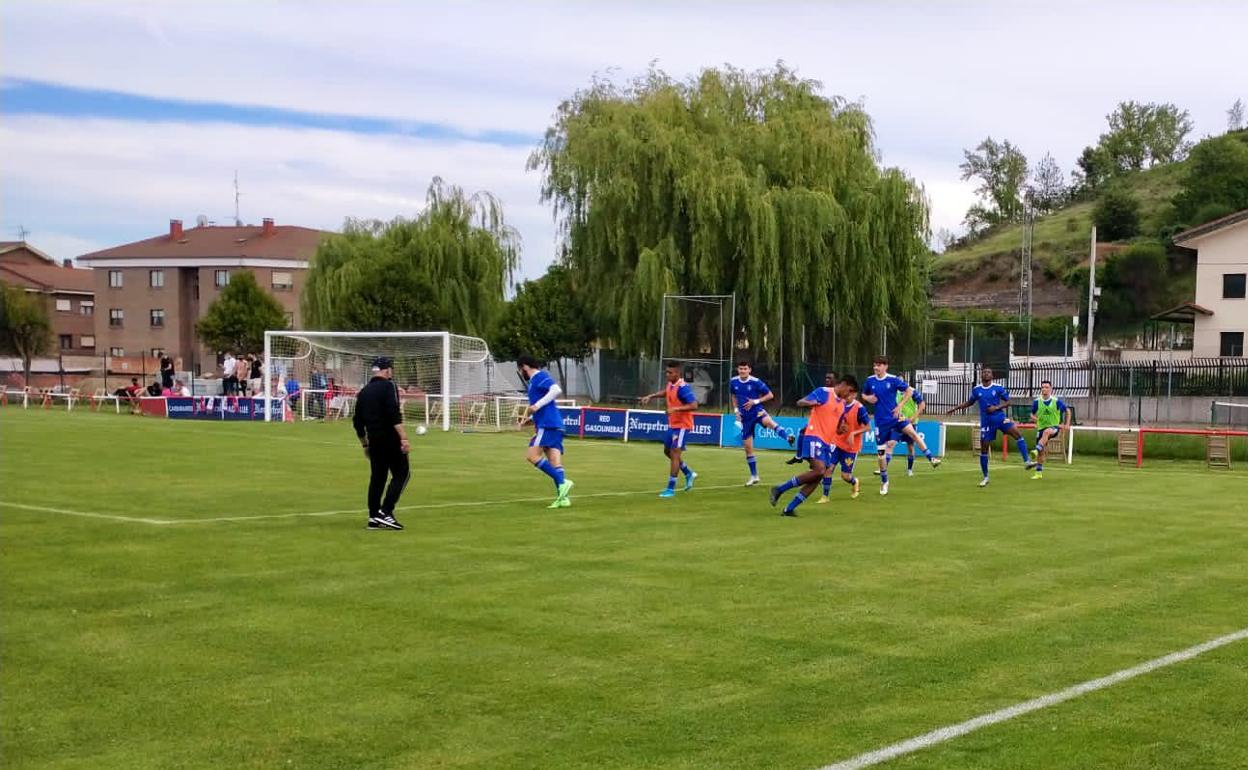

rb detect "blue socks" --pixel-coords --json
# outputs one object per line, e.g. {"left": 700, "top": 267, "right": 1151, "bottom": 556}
{"left": 844, "top": 475, "right": 857, "bottom": 486}
{"left": 776, "top": 477, "right": 800, "bottom": 494}
{"left": 535, "top": 458, "right": 565, "bottom": 490}
{"left": 923, "top": 448, "right": 934, "bottom": 461}
{"left": 666, "top": 475, "right": 677, "bottom": 491}
{"left": 1016, "top": 438, "right": 1030, "bottom": 463}
{"left": 822, "top": 477, "right": 832, "bottom": 496}
{"left": 1036, "top": 463, "right": 1043, "bottom": 472}
{"left": 680, "top": 463, "right": 692, "bottom": 478}
{"left": 784, "top": 491, "right": 807, "bottom": 514}
{"left": 907, "top": 453, "right": 915, "bottom": 471}
{"left": 979, "top": 453, "right": 989, "bottom": 478}
{"left": 746, "top": 455, "right": 757, "bottom": 476}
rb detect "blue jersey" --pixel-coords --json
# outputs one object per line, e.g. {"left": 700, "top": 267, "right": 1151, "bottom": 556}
{"left": 729, "top": 376, "right": 771, "bottom": 416}
{"left": 863, "top": 373, "right": 911, "bottom": 424}
{"left": 968, "top": 383, "right": 1010, "bottom": 423}
{"left": 527, "top": 370, "right": 564, "bottom": 431}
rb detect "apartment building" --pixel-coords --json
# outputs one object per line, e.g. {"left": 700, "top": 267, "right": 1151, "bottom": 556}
{"left": 0, "top": 241, "right": 96, "bottom": 354}
{"left": 77, "top": 218, "right": 329, "bottom": 370}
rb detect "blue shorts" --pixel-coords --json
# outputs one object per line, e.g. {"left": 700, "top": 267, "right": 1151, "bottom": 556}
{"left": 828, "top": 447, "right": 857, "bottom": 474}
{"left": 665, "top": 427, "right": 689, "bottom": 451}
{"left": 799, "top": 434, "right": 832, "bottom": 466}
{"left": 530, "top": 427, "right": 565, "bottom": 453}
{"left": 739, "top": 409, "right": 770, "bottom": 439}
{"left": 892, "top": 423, "right": 917, "bottom": 444}
{"left": 980, "top": 419, "right": 1014, "bottom": 443}
{"left": 875, "top": 420, "right": 904, "bottom": 449}
{"left": 1036, "top": 426, "right": 1061, "bottom": 444}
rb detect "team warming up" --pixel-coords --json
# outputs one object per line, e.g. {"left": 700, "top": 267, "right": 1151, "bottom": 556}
{"left": 358, "top": 353, "right": 1075, "bottom": 525}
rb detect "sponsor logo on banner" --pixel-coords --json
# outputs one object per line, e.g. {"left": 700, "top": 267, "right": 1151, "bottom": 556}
{"left": 720, "top": 414, "right": 806, "bottom": 451}
{"left": 166, "top": 397, "right": 283, "bottom": 420}
{"left": 626, "top": 411, "right": 722, "bottom": 444}
{"left": 581, "top": 407, "right": 626, "bottom": 438}
{"left": 559, "top": 407, "right": 583, "bottom": 433}
{"left": 626, "top": 410, "right": 668, "bottom": 441}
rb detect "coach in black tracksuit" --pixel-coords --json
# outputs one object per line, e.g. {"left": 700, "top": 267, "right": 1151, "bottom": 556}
{"left": 352, "top": 356, "right": 411, "bottom": 530}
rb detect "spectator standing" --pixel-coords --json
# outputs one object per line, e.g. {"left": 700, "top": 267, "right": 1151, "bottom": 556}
{"left": 284, "top": 376, "right": 302, "bottom": 413}
{"left": 310, "top": 365, "right": 328, "bottom": 418}
{"left": 249, "top": 354, "right": 263, "bottom": 396}
{"left": 173, "top": 379, "right": 191, "bottom": 397}
{"left": 160, "top": 355, "right": 175, "bottom": 390}
{"left": 222, "top": 352, "right": 238, "bottom": 395}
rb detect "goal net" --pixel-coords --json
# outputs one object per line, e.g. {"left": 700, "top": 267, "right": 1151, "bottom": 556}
{"left": 262, "top": 331, "right": 517, "bottom": 429}
{"left": 659, "top": 294, "right": 736, "bottom": 410}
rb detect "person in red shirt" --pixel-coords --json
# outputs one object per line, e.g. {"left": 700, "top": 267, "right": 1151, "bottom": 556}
{"left": 820, "top": 375, "right": 869, "bottom": 503}
{"left": 769, "top": 380, "right": 846, "bottom": 516}
{"left": 640, "top": 362, "right": 699, "bottom": 498}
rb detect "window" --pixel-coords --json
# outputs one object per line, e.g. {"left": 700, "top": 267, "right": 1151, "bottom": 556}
{"left": 109, "top": 308, "right": 124, "bottom": 327}
{"left": 109, "top": 270, "right": 123, "bottom": 288}
{"left": 1224, "top": 273, "right": 1247, "bottom": 299}
{"left": 271, "top": 271, "right": 294, "bottom": 291}
{"left": 81, "top": 335, "right": 95, "bottom": 348}
{"left": 150, "top": 308, "right": 165, "bottom": 327}
{"left": 150, "top": 269, "right": 165, "bottom": 288}
{"left": 59, "top": 334, "right": 73, "bottom": 350}
{"left": 55, "top": 298, "right": 71, "bottom": 312}
{"left": 109, "top": 347, "right": 125, "bottom": 357}
{"left": 80, "top": 300, "right": 94, "bottom": 316}
{"left": 1221, "top": 332, "right": 1245, "bottom": 357}
{"left": 284, "top": 311, "right": 295, "bottom": 327}
{"left": 214, "top": 270, "right": 230, "bottom": 288}
{"left": 151, "top": 348, "right": 165, "bottom": 358}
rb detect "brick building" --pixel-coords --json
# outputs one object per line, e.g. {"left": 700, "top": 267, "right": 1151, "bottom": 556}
{"left": 78, "top": 219, "right": 329, "bottom": 371}
{"left": 0, "top": 241, "right": 96, "bottom": 354}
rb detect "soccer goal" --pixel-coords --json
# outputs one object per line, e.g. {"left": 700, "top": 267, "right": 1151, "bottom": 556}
{"left": 262, "top": 331, "right": 506, "bottom": 429}
{"left": 659, "top": 294, "right": 736, "bottom": 409}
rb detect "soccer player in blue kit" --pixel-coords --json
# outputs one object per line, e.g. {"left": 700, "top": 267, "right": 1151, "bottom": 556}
{"left": 947, "top": 365, "right": 1036, "bottom": 487}
{"left": 517, "top": 355, "right": 574, "bottom": 508}
{"left": 729, "top": 360, "right": 796, "bottom": 486}
{"left": 861, "top": 356, "right": 940, "bottom": 496}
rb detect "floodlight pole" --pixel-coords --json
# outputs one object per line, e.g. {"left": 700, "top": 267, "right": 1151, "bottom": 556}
{"left": 1087, "top": 226, "right": 1098, "bottom": 361}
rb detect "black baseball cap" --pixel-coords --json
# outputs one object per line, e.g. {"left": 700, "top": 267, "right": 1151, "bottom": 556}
{"left": 371, "top": 356, "right": 394, "bottom": 371}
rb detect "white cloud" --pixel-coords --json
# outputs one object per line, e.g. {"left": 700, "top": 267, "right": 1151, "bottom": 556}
{"left": 3, "top": 0, "right": 1247, "bottom": 268}
{"left": 0, "top": 115, "right": 557, "bottom": 277}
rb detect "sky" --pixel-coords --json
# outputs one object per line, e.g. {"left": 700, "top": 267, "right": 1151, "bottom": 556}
{"left": 2, "top": 1, "right": 1245, "bottom": 279}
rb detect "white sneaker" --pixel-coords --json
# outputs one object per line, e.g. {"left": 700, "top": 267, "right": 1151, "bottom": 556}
{"left": 978, "top": 477, "right": 990, "bottom": 488}
{"left": 906, "top": 469, "right": 914, "bottom": 477}
{"left": 745, "top": 476, "right": 760, "bottom": 487}
{"left": 880, "top": 482, "right": 889, "bottom": 496}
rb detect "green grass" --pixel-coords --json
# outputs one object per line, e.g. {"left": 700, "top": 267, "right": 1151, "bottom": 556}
{"left": 3, "top": 409, "right": 1248, "bottom": 769}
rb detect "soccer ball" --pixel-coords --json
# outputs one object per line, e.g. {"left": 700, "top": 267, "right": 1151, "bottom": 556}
{"left": 416, "top": 425, "right": 428, "bottom": 436}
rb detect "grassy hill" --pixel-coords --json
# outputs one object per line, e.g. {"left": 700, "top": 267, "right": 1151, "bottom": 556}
{"left": 932, "top": 161, "right": 1188, "bottom": 294}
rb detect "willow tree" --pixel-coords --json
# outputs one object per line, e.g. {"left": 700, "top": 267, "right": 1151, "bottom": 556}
{"left": 529, "top": 64, "right": 930, "bottom": 364}
{"left": 302, "top": 177, "right": 520, "bottom": 336}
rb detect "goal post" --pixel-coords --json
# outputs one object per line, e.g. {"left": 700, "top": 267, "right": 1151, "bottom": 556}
{"left": 262, "top": 331, "right": 496, "bottom": 429}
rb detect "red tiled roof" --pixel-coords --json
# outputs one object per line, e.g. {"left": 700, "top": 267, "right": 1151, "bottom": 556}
{"left": 78, "top": 224, "right": 331, "bottom": 262}
{"left": 0, "top": 262, "right": 95, "bottom": 293}
{"left": 0, "top": 241, "right": 57, "bottom": 263}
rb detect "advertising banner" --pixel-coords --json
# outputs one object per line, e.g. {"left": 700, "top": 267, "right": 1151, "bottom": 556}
{"left": 581, "top": 407, "right": 627, "bottom": 439}
{"left": 625, "top": 410, "right": 722, "bottom": 445}
{"left": 558, "top": 406, "right": 583, "bottom": 434}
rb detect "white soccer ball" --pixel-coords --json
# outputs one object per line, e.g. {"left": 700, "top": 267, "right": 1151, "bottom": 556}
{"left": 416, "top": 425, "right": 428, "bottom": 436}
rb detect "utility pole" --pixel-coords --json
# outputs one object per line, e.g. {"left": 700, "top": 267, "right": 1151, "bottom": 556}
{"left": 1087, "top": 225, "right": 1098, "bottom": 361}
{"left": 234, "top": 170, "right": 242, "bottom": 226}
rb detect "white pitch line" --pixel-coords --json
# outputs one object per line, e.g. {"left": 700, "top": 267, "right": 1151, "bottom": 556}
{"left": 0, "top": 483, "right": 746, "bottom": 526}
{"left": 0, "top": 501, "right": 174, "bottom": 525}
{"left": 818, "top": 626, "right": 1248, "bottom": 770}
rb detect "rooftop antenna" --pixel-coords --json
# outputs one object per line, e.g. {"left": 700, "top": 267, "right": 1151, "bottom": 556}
{"left": 233, "top": 170, "right": 243, "bottom": 226}
{"left": 16, "top": 224, "right": 30, "bottom": 240}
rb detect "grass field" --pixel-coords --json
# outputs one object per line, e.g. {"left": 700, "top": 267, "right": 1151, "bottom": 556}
{"left": 3, "top": 409, "right": 1248, "bottom": 769}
